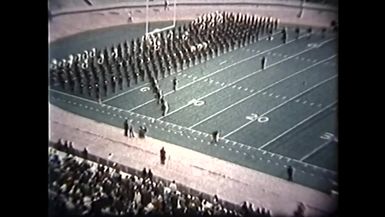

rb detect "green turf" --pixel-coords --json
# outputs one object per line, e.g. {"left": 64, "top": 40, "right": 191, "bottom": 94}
{"left": 49, "top": 22, "right": 338, "bottom": 193}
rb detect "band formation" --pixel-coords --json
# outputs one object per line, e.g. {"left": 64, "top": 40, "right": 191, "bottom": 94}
{"left": 50, "top": 11, "right": 283, "bottom": 116}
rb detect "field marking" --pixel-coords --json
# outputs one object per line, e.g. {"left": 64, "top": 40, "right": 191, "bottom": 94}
{"left": 300, "top": 140, "right": 333, "bottom": 161}
{"left": 50, "top": 89, "right": 98, "bottom": 104}
{"left": 160, "top": 39, "right": 335, "bottom": 120}
{"left": 51, "top": 74, "right": 337, "bottom": 176}
{"left": 258, "top": 101, "right": 337, "bottom": 150}
{"left": 188, "top": 55, "right": 337, "bottom": 129}
{"left": 128, "top": 34, "right": 317, "bottom": 113}
{"left": 55, "top": 88, "right": 338, "bottom": 175}
{"left": 223, "top": 74, "right": 337, "bottom": 138}
{"left": 103, "top": 83, "right": 149, "bottom": 103}
{"left": 219, "top": 60, "right": 227, "bottom": 65}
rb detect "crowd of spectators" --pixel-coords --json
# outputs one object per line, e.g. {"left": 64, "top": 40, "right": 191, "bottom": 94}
{"left": 48, "top": 141, "right": 274, "bottom": 217}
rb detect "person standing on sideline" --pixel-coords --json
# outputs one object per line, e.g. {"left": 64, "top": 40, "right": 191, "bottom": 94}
{"left": 261, "top": 56, "right": 267, "bottom": 70}
{"left": 124, "top": 119, "right": 129, "bottom": 137}
{"left": 287, "top": 166, "right": 295, "bottom": 181}
{"left": 295, "top": 27, "right": 300, "bottom": 40}
{"left": 212, "top": 130, "right": 220, "bottom": 143}
{"left": 172, "top": 77, "right": 178, "bottom": 91}
{"left": 160, "top": 147, "right": 166, "bottom": 165}
{"left": 164, "top": 0, "right": 169, "bottom": 11}
{"left": 129, "top": 121, "right": 135, "bottom": 138}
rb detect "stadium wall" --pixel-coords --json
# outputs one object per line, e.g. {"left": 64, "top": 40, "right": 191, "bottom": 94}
{"left": 49, "top": 0, "right": 337, "bottom": 42}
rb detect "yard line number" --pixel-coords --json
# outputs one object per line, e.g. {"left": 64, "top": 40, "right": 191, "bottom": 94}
{"left": 188, "top": 98, "right": 205, "bottom": 106}
{"left": 140, "top": 87, "right": 150, "bottom": 92}
{"left": 246, "top": 113, "right": 269, "bottom": 123}
{"left": 320, "top": 132, "right": 338, "bottom": 142}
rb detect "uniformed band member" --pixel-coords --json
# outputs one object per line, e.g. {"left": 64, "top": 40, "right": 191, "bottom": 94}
{"left": 295, "top": 27, "right": 300, "bottom": 39}
{"left": 282, "top": 28, "right": 287, "bottom": 44}
{"left": 50, "top": 12, "right": 283, "bottom": 108}
{"left": 157, "top": 90, "right": 164, "bottom": 104}
{"left": 161, "top": 99, "right": 169, "bottom": 116}
{"left": 268, "top": 28, "right": 274, "bottom": 41}
{"left": 261, "top": 56, "right": 267, "bottom": 70}
{"left": 173, "top": 77, "right": 178, "bottom": 91}
{"left": 212, "top": 130, "right": 220, "bottom": 143}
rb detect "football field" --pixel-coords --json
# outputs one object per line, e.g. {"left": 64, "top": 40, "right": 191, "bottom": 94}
{"left": 49, "top": 21, "right": 338, "bottom": 194}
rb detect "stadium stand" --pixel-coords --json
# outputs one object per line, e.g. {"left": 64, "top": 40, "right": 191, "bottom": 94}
{"left": 49, "top": 139, "right": 274, "bottom": 217}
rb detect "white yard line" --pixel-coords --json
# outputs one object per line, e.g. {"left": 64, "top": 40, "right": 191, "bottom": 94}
{"left": 50, "top": 89, "right": 99, "bottom": 104}
{"left": 219, "top": 60, "right": 228, "bottom": 65}
{"left": 258, "top": 101, "right": 338, "bottom": 150}
{"left": 103, "top": 83, "right": 149, "bottom": 103}
{"left": 188, "top": 55, "right": 336, "bottom": 129}
{"left": 50, "top": 93, "right": 337, "bottom": 175}
{"left": 160, "top": 38, "right": 335, "bottom": 120}
{"left": 128, "top": 33, "right": 318, "bottom": 112}
{"left": 300, "top": 140, "right": 333, "bottom": 161}
{"left": 223, "top": 75, "right": 337, "bottom": 138}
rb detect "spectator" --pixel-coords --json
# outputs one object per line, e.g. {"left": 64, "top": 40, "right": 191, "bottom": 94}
{"left": 170, "top": 191, "right": 178, "bottom": 213}
{"left": 294, "top": 202, "right": 306, "bottom": 217}
{"left": 69, "top": 141, "right": 74, "bottom": 150}
{"left": 144, "top": 200, "right": 155, "bottom": 214}
{"left": 248, "top": 202, "right": 254, "bottom": 213}
{"left": 169, "top": 180, "right": 177, "bottom": 193}
{"left": 148, "top": 169, "right": 153, "bottom": 181}
{"left": 82, "top": 147, "right": 88, "bottom": 159}
{"left": 241, "top": 201, "right": 248, "bottom": 215}
{"left": 142, "top": 168, "right": 147, "bottom": 179}
{"left": 48, "top": 146, "right": 258, "bottom": 217}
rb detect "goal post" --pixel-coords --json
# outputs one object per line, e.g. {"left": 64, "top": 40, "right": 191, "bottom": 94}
{"left": 145, "top": 0, "right": 177, "bottom": 37}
